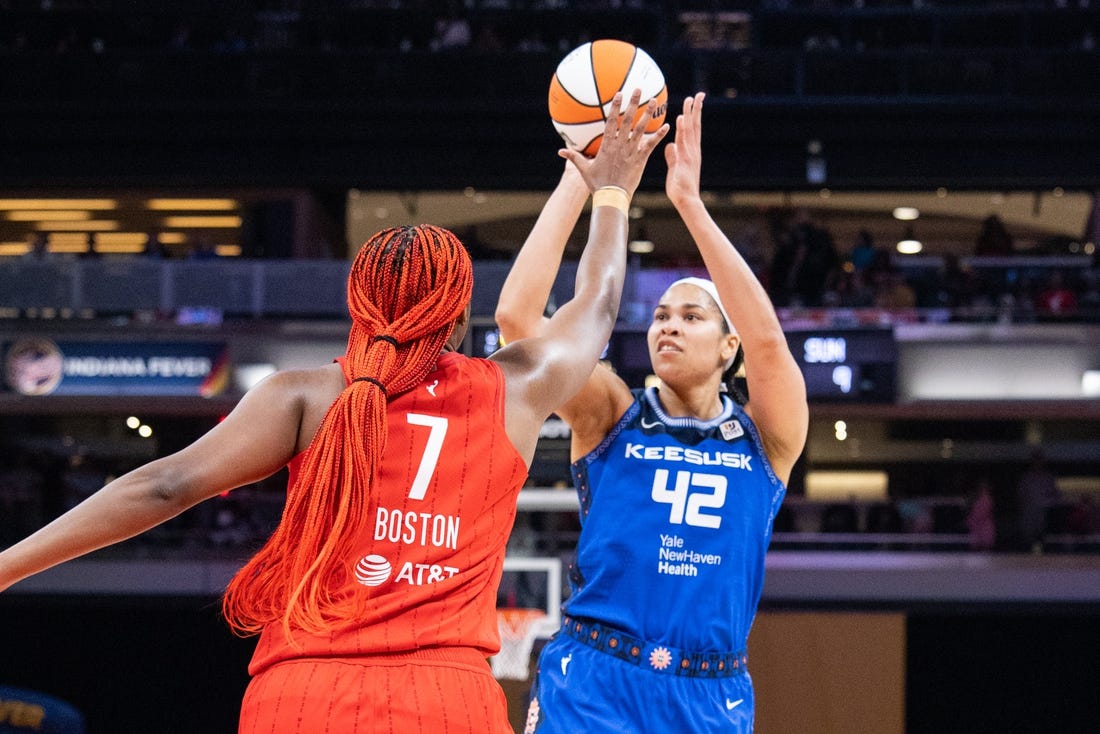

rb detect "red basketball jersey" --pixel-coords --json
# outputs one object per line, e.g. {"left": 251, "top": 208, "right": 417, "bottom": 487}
{"left": 247, "top": 351, "right": 527, "bottom": 676}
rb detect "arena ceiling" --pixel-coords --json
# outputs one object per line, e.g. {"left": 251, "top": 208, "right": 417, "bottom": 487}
{"left": 0, "top": 186, "right": 1093, "bottom": 262}
{"left": 346, "top": 187, "right": 1096, "bottom": 262}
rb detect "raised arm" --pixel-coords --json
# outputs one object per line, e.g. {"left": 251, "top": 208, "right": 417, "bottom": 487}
{"left": 495, "top": 90, "right": 668, "bottom": 463}
{"left": 494, "top": 161, "right": 588, "bottom": 342}
{"left": 494, "top": 148, "right": 632, "bottom": 453}
{"left": 0, "top": 369, "right": 321, "bottom": 592}
{"left": 665, "top": 93, "right": 808, "bottom": 483}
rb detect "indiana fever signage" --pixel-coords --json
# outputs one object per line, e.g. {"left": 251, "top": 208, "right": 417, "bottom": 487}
{"left": 2, "top": 337, "right": 229, "bottom": 397}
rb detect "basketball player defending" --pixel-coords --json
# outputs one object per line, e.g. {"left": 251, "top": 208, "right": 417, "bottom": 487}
{"left": 495, "top": 93, "right": 808, "bottom": 732}
{"left": 0, "top": 91, "right": 667, "bottom": 733}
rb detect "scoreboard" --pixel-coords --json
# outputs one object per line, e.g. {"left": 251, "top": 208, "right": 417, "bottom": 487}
{"left": 785, "top": 328, "right": 897, "bottom": 402}
{"left": 472, "top": 325, "right": 898, "bottom": 403}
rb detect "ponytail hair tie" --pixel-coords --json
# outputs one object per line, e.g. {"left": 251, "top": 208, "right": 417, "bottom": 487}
{"left": 352, "top": 376, "right": 388, "bottom": 396}
{"left": 372, "top": 335, "right": 399, "bottom": 347}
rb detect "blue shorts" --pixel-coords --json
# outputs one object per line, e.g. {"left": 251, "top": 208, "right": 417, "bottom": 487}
{"left": 525, "top": 632, "right": 755, "bottom": 733}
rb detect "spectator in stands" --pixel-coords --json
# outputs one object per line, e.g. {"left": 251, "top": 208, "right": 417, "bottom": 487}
{"left": 820, "top": 499, "right": 859, "bottom": 533}
{"left": 207, "top": 495, "right": 254, "bottom": 549}
{"left": 54, "top": 26, "right": 84, "bottom": 54}
{"left": 168, "top": 22, "right": 193, "bottom": 51}
{"left": 804, "top": 27, "right": 841, "bottom": 51}
{"left": 772, "top": 503, "right": 797, "bottom": 533}
{"left": 966, "top": 476, "right": 997, "bottom": 551}
{"left": 213, "top": 27, "right": 250, "bottom": 54}
{"left": 872, "top": 268, "right": 917, "bottom": 310}
{"left": 515, "top": 30, "right": 550, "bottom": 53}
{"left": 975, "top": 214, "right": 1014, "bottom": 256}
{"left": 472, "top": 21, "right": 506, "bottom": 53}
{"left": 1078, "top": 269, "right": 1100, "bottom": 320}
{"left": 865, "top": 501, "right": 903, "bottom": 534}
{"left": 8, "top": 28, "right": 30, "bottom": 53}
{"left": 1066, "top": 494, "right": 1099, "bottom": 538}
{"left": 897, "top": 496, "right": 933, "bottom": 535}
{"left": 1084, "top": 190, "right": 1100, "bottom": 263}
{"left": 142, "top": 231, "right": 170, "bottom": 259}
{"left": 768, "top": 207, "right": 840, "bottom": 307}
{"left": 728, "top": 222, "right": 769, "bottom": 282}
{"left": 933, "top": 251, "right": 997, "bottom": 317}
{"left": 1034, "top": 270, "right": 1078, "bottom": 320}
{"left": 1015, "top": 448, "right": 1062, "bottom": 552}
{"left": 60, "top": 454, "right": 109, "bottom": 513}
{"left": 80, "top": 232, "right": 99, "bottom": 259}
{"left": 429, "top": 6, "right": 471, "bottom": 52}
{"left": 24, "top": 231, "right": 50, "bottom": 259}
{"left": 187, "top": 234, "right": 220, "bottom": 259}
{"left": 824, "top": 266, "right": 875, "bottom": 308}
{"left": 849, "top": 228, "right": 878, "bottom": 272}
{"left": 0, "top": 453, "right": 45, "bottom": 547}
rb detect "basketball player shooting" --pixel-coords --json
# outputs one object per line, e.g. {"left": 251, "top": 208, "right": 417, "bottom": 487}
{"left": 496, "top": 92, "right": 808, "bottom": 733}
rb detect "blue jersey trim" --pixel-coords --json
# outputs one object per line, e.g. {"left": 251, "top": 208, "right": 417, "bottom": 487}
{"left": 642, "top": 385, "right": 737, "bottom": 430}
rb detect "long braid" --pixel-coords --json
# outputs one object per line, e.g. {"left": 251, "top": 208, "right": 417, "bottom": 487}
{"left": 223, "top": 225, "right": 472, "bottom": 637}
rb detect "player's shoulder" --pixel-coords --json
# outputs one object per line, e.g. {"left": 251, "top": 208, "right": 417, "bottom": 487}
{"left": 440, "top": 351, "right": 500, "bottom": 381}
{"left": 248, "top": 363, "right": 346, "bottom": 405}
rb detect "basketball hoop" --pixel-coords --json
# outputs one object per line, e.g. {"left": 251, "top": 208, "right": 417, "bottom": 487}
{"left": 491, "top": 607, "right": 547, "bottom": 681}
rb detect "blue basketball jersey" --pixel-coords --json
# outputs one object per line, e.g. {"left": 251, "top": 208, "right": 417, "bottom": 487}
{"left": 564, "top": 387, "right": 786, "bottom": 653}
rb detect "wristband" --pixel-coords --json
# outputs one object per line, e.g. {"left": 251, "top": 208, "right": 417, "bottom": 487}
{"left": 592, "top": 185, "right": 630, "bottom": 215}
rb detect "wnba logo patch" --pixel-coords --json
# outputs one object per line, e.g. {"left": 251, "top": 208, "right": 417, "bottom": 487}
{"left": 720, "top": 420, "right": 744, "bottom": 441}
{"left": 354, "top": 554, "right": 392, "bottom": 586}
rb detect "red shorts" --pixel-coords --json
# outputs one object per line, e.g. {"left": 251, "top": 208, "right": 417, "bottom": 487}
{"left": 238, "top": 648, "right": 512, "bottom": 734}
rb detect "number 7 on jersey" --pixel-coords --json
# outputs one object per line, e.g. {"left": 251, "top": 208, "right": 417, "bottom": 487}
{"left": 406, "top": 413, "right": 448, "bottom": 500}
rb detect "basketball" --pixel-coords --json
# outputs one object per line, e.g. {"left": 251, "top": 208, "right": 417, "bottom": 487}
{"left": 548, "top": 39, "right": 668, "bottom": 157}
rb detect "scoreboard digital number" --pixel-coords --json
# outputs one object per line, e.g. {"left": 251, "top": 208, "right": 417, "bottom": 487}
{"left": 786, "top": 328, "right": 897, "bottom": 402}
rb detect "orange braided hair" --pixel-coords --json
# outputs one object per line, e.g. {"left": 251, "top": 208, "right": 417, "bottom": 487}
{"left": 222, "top": 224, "right": 473, "bottom": 638}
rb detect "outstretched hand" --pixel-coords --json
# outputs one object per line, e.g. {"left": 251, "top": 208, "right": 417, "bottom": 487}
{"left": 664, "top": 92, "right": 706, "bottom": 210}
{"left": 560, "top": 88, "right": 669, "bottom": 199}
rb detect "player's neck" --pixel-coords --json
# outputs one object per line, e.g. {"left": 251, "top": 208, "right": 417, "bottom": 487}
{"left": 656, "top": 383, "right": 723, "bottom": 422}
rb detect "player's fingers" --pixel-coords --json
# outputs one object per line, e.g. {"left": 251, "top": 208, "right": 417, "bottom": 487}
{"left": 619, "top": 88, "right": 644, "bottom": 135}
{"left": 603, "top": 92, "right": 626, "bottom": 137}
{"left": 686, "top": 92, "right": 704, "bottom": 129}
{"left": 690, "top": 92, "right": 705, "bottom": 134}
{"left": 664, "top": 139, "right": 677, "bottom": 168}
{"left": 642, "top": 122, "right": 670, "bottom": 154}
{"left": 695, "top": 94, "right": 706, "bottom": 148}
{"left": 675, "top": 99, "right": 702, "bottom": 150}
{"left": 672, "top": 112, "right": 688, "bottom": 151}
{"left": 558, "top": 148, "right": 586, "bottom": 169}
{"left": 634, "top": 98, "right": 658, "bottom": 136}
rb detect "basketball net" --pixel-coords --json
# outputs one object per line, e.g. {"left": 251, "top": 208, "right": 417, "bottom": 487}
{"left": 491, "top": 608, "right": 547, "bottom": 681}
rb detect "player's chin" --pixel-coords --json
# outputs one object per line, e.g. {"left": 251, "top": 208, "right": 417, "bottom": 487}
{"left": 649, "top": 356, "right": 683, "bottom": 379}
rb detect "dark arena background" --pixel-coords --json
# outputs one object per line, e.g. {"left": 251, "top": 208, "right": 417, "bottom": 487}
{"left": 2, "top": 2, "right": 1100, "bottom": 733}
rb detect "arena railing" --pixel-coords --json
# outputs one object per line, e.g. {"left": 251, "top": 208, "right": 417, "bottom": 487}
{"left": 2, "top": 257, "right": 1095, "bottom": 323}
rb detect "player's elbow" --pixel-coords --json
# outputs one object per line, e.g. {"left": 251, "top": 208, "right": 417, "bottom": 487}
{"left": 580, "top": 282, "right": 620, "bottom": 332}
{"left": 493, "top": 306, "right": 524, "bottom": 343}
{"left": 135, "top": 460, "right": 195, "bottom": 512}
{"left": 750, "top": 332, "right": 797, "bottom": 363}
